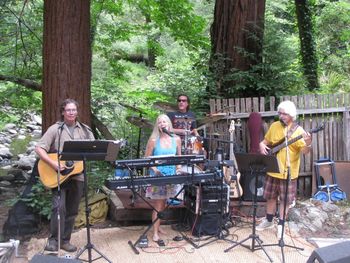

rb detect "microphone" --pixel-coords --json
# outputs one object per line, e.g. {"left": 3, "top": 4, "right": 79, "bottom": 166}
{"left": 161, "top": 127, "right": 173, "bottom": 137}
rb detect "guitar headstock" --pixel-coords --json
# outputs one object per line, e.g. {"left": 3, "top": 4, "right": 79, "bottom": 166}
{"left": 229, "top": 120, "right": 235, "bottom": 134}
{"left": 310, "top": 123, "right": 325, "bottom": 133}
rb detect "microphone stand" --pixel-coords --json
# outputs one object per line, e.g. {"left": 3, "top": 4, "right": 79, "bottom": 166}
{"left": 263, "top": 125, "right": 304, "bottom": 262}
{"left": 55, "top": 123, "right": 64, "bottom": 255}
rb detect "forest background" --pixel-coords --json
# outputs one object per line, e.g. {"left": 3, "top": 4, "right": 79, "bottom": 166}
{"left": 0, "top": 0, "right": 349, "bottom": 218}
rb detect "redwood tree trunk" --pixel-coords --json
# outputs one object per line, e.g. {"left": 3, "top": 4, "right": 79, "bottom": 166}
{"left": 295, "top": 0, "right": 319, "bottom": 91}
{"left": 209, "top": 0, "right": 265, "bottom": 98}
{"left": 42, "top": 0, "right": 91, "bottom": 132}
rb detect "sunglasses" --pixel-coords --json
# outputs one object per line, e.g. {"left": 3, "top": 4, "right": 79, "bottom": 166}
{"left": 177, "top": 99, "right": 188, "bottom": 102}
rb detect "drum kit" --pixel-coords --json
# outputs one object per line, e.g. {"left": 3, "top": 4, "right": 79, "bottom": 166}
{"left": 124, "top": 101, "right": 234, "bottom": 158}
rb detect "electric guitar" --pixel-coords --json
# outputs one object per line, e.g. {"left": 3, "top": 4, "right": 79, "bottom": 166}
{"left": 227, "top": 120, "right": 243, "bottom": 198}
{"left": 268, "top": 124, "right": 324, "bottom": 155}
{"left": 38, "top": 153, "right": 84, "bottom": 188}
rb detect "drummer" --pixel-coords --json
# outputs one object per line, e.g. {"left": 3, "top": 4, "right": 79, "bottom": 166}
{"left": 167, "top": 94, "right": 199, "bottom": 138}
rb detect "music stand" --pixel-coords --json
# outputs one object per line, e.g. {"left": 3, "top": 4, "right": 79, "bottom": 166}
{"left": 224, "top": 153, "right": 280, "bottom": 262}
{"left": 61, "top": 140, "right": 120, "bottom": 263}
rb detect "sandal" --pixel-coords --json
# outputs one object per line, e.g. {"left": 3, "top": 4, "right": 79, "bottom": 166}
{"left": 156, "top": 239, "right": 165, "bottom": 246}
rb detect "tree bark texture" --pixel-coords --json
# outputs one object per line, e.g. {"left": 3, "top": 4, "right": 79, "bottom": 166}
{"left": 42, "top": 0, "right": 92, "bottom": 132}
{"left": 209, "top": 0, "right": 265, "bottom": 97}
{"left": 294, "top": 0, "right": 320, "bottom": 91}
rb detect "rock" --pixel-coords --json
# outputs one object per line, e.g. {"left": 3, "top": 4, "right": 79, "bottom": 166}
{"left": 288, "top": 208, "right": 301, "bottom": 222}
{"left": 0, "top": 181, "right": 11, "bottom": 187}
{"left": 26, "top": 124, "right": 38, "bottom": 131}
{"left": 17, "top": 135, "right": 27, "bottom": 140}
{"left": 0, "top": 165, "right": 12, "bottom": 170}
{"left": 321, "top": 202, "right": 340, "bottom": 213}
{"left": 4, "top": 123, "right": 16, "bottom": 130}
{"left": 26, "top": 145, "right": 36, "bottom": 154}
{"left": 16, "top": 156, "right": 36, "bottom": 170}
{"left": 0, "top": 136, "right": 12, "bottom": 144}
{"left": 31, "top": 114, "right": 42, "bottom": 125}
{"left": 32, "top": 130, "right": 42, "bottom": 137}
{"left": 7, "top": 129, "right": 17, "bottom": 135}
{"left": 28, "top": 141, "right": 37, "bottom": 147}
{"left": 7, "top": 168, "right": 26, "bottom": 181}
{"left": 0, "top": 148, "right": 13, "bottom": 159}
{"left": 0, "top": 174, "right": 15, "bottom": 182}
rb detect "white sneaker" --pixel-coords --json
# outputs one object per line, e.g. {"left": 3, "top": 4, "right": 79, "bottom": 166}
{"left": 277, "top": 225, "right": 283, "bottom": 239}
{"left": 256, "top": 218, "right": 274, "bottom": 231}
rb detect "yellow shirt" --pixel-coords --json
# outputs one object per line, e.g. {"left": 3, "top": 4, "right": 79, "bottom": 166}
{"left": 265, "top": 121, "right": 306, "bottom": 180}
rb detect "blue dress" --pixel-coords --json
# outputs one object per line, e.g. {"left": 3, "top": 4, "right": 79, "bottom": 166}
{"left": 145, "top": 137, "right": 181, "bottom": 199}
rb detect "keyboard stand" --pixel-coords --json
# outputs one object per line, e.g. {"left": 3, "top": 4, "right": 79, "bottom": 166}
{"left": 123, "top": 163, "right": 188, "bottom": 254}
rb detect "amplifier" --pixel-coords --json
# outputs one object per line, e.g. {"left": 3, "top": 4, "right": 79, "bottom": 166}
{"left": 185, "top": 183, "right": 229, "bottom": 215}
{"left": 185, "top": 183, "right": 229, "bottom": 199}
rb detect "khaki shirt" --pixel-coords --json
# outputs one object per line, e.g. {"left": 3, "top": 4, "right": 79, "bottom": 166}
{"left": 36, "top": 121, "right": 95, "bottom": 181}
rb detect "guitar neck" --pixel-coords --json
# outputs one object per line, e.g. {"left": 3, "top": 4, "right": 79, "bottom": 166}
{"left": 271, "top": 134, "right": 303, "bottom": 155}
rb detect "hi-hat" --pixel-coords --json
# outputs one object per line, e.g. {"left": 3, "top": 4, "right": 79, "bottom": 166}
{"left": 126, "top": 116, "right": 153, "bottom": 129}
{"left": 153, "top": 101, "right": 177, "bottom": 112}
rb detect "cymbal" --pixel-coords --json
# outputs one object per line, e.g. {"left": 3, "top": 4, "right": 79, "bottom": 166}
{"left": 197, "top": 113, "right": 227, "bottom": 126}
{"left": 120, "top": 102, "right": 144, "bottom": 113}
{"left": 153, "top": 101, "right": 177, "bottom": 112}
{"left": 206, "top": 132, "right": 221, "bottom": 137}
{"left": 126, "top": 116, "right": 153, "bottom": 129}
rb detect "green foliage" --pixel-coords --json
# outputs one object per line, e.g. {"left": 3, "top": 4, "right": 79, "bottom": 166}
{"left": 0, "top": 1, "right": 43, "bottom": 78}
{"left": 20, "top": 162, "right": 113, "bottom": 220}
{"left": 0, "top": 113, "right": 19, "bottom": 130}
{"left": 134, "top": 0, "right": 208, "bottom": 49}
{"left": 0, "top": 0, "right": 349, "bottom": 141}
{"left": 0, "top": 83, "right": 41, "bottom": 111}
{"left": 316, "top": 0, "right": 350, "bottom": 92}
{"left": 87, "top": 162, "right": 115, "bottom": 192}
{"left": 22, "top": 183, "right": 52, "bottom": 219}
{"left": 9, "top": 136, "right": 32, "bottom": 156}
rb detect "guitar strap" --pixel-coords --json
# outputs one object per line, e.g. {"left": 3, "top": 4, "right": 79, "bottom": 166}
{"left": 287, "top": 122, "right": 299, "bottom": 139}
{"left": 272, "top": 122, "right": 300, "bottom": 149}
{"left": 78, "top": 121, "right": 92, "bottom": 139}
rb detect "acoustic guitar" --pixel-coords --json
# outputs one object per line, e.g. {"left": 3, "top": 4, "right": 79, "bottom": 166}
{"left": 268, "top": 124, "right": 324, "bottom": 155}
{"left": 227, "top": 120, "right": 243, "bottom": 198}
{"left": 38, "top": 153, "right": 84, "bottom": 188}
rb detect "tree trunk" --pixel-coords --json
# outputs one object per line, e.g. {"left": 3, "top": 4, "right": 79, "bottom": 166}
{"left": 295, "top": 0, "right": 320, "bottom": 91}
{"left": 42, "top": 0, "right": 92, "bottom": 133}
{"left": 209, "top": 0, "right": 266, "bottom": 98}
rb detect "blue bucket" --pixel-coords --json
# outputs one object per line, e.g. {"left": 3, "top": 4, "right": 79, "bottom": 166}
{"left": 330, "top": 188, "right": 347, "bottom": 202}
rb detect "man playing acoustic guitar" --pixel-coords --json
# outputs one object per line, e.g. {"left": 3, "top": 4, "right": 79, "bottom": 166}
{"left": 35, "top": 98, "right": 94, "bottom": 252}
{"left": 257, "top": 100, "right": 312, "bottom": 239}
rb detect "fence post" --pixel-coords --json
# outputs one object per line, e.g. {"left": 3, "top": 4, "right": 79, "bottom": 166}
{"left": 343, "top": 108, "right": 350, "bottom": 160}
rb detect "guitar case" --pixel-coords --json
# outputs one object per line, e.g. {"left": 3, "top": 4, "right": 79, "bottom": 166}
{"left": 241, "top": 112, "right": 266, "bottom": 201}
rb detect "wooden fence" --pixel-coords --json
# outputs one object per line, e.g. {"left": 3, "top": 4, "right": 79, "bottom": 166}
{"left": 205, "top": 93, "right": 350, "bottom": 197}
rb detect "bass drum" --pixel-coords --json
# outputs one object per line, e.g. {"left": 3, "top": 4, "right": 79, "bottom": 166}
{"left": 179, "top": 164, "right": 203, "bottom": 174}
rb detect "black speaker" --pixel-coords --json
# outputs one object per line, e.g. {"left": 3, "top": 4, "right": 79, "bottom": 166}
{"left": 29, "top": 254, "right": 81, "bottom": 263}
{"left": 189, "top": 213, "right": 221, "bottom": 237}
{"left": 240, "top": 171, "right": 265, "bottom": 201}
{"left": 307, "top": 241, "right": 350, "bottom": 263}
